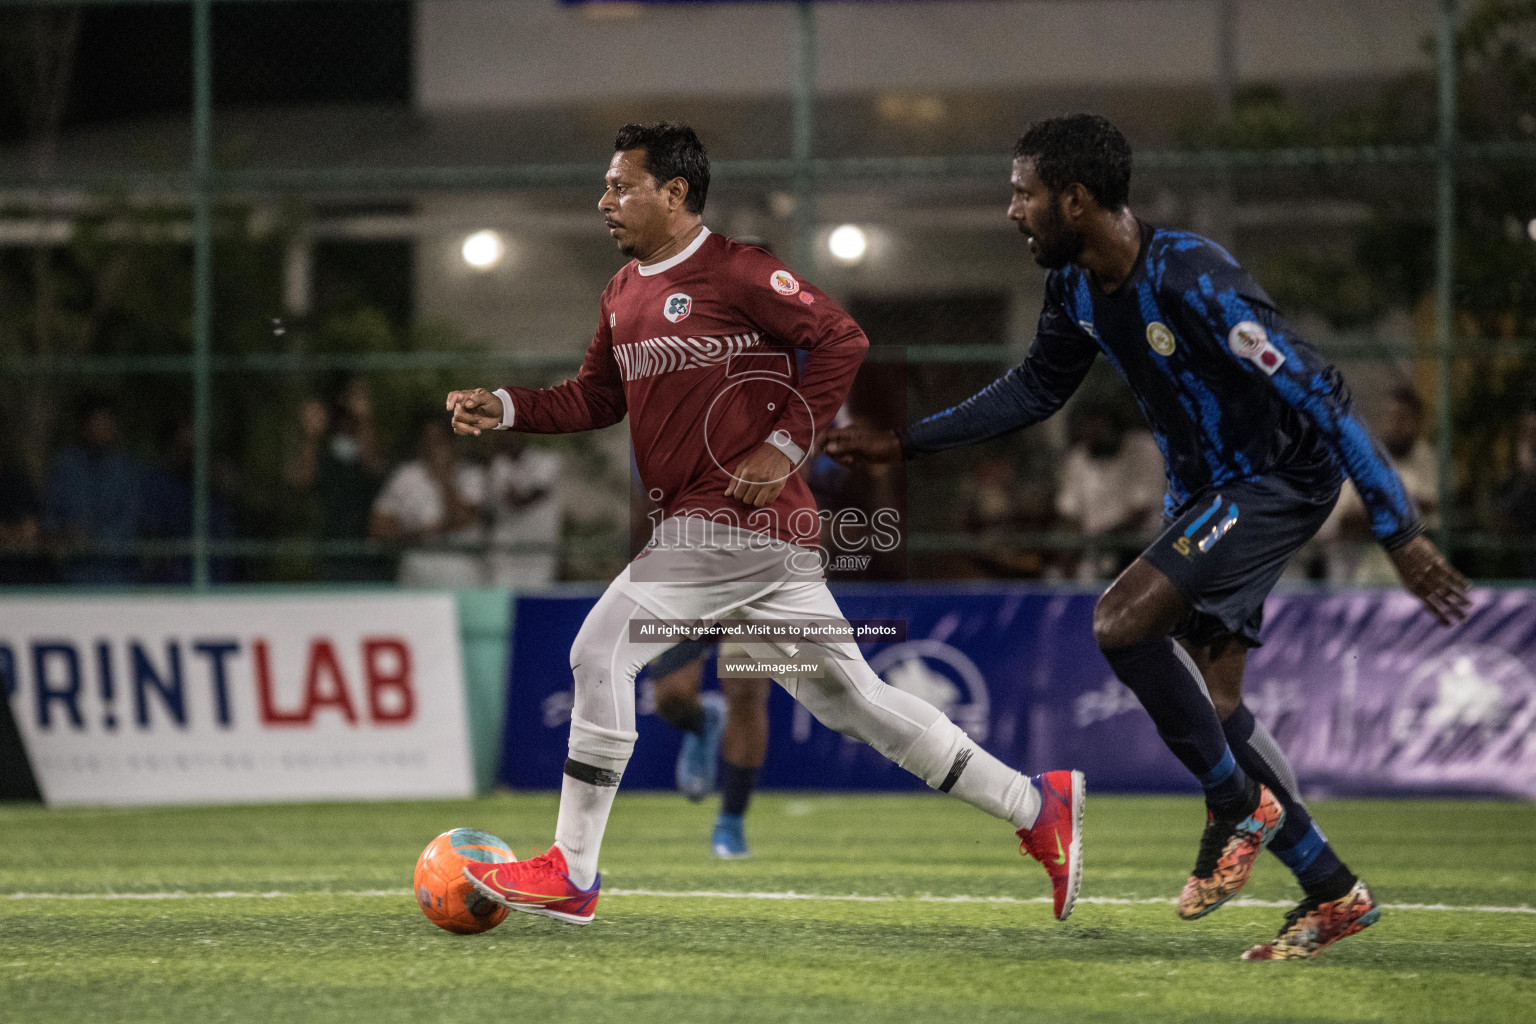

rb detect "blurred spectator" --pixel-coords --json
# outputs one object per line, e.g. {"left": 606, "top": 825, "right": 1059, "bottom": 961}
{"left": 44, "top": 396, "right": 144, "bottom": 584}
{"left": 963, "top": 456, "right": 1055, "bottom": 579}
{"left": 1055, "top": 402, "right": 1165, "bottom": 581}
{"left": 804, "top": 411, "right": 906, "bottom": 581}
{"left": 1492, "top": 405, "right": 1536, "bottom": 578}
{"left": 485, "top": 431, "right": 563, "bottom": 588}
{"left": 139, "top": 416, "right": 235, "bottom": 584}
{"left": 1319, "top": 385, "right": 1439, "bottom": 584}
{"left": 285, "top": 375, "right": 389, "bottom": 580}
{"left": 0, "top": 452, "right": 49, "bottom": 584}
{"left": 370, "top": 414, "right": 486, "bottom": 587}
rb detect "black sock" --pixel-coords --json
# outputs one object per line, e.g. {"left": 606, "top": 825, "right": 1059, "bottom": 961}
{"left": 720, "top": 762, "right": 757, "bottom": 817}
{"left": 1305, "top": 862, "right": 1359, "bottom": 903}
{"left": 1222, "top": 703, "right": 1352, "bottom": 897}
{"left": 668, "top": 703, "right": 705, "bottom": 735}
{"left": 1100, "top": 636, "right": 1249, "bottom": 809}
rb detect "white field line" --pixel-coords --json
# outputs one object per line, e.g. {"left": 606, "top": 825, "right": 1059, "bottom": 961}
{"left": 4, "top": 888, "right": 1533, "bottom": 915}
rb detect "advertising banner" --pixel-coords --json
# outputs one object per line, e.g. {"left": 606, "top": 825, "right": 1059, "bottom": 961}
{"left": 502, "top": 586, "right": 1536, "bottom": 800}
{"left": 1246, "top": 588, "right": 1536, "bottom": 798}
{"left": 0, "top": 594, "right": 474, "bottom": 806}
{"left": 502, "top": 588, "right": 1099, "bottom": 791}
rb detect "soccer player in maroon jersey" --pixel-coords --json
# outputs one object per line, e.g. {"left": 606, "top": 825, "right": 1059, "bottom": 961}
{"left": 445, "top": 122, "right": 1084, "bottom": 926}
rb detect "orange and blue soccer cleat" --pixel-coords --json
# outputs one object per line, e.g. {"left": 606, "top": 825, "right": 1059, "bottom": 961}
{"left": 1241, "top": 879, "right": 1380, "bottom": 960}
{"left": 1017, "top": 769, "right": 1085, "bottom": 921}
{"left": 1176, "top": 780, "right": 1285, "bottom": 920}
{"left": 462, "top": 844, "right": 600, "bottom": 926}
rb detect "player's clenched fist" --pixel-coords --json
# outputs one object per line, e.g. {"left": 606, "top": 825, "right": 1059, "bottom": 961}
{"left": 724, "top": 443, "right": 794, "bottom": 508}
{"left": 445, "top": 388, "right": 505, "bottom": 437}
{"left": 824, "top": 426, "right": 903, "bottom": 466}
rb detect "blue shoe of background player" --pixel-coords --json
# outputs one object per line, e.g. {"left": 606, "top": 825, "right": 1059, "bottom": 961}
{"left": 676, "top": 691, "right": 726, "bottom": 802}
{"left": 711, "top": 812, "right": 751, "bottom": 859}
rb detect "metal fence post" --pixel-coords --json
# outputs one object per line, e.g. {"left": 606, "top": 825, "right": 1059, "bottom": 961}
{"left": 791, "top": 0, "right": 817, "bottom": 275}
{"left": 1434, "top": 0, "right": 1457, "bottom": 555}
{"left": 192, "top": 0, "right": 213, "bottom": 590}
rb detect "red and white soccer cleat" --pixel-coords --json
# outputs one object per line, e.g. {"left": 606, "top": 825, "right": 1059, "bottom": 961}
{"left": 1017, "top": 769, "right": 1085, "bottom": 921}
{"left": 462, "top": 844, "right": 600, "bottom": 926}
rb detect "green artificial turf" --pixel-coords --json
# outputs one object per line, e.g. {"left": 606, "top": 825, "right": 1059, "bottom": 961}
{"left": 1, "top": 793, "right": 1532, "bottom": 1023}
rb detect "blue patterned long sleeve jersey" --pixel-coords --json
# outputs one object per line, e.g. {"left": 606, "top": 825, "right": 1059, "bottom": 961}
{"left": 905, "top": 223, "right": 1423, "bottom": 548}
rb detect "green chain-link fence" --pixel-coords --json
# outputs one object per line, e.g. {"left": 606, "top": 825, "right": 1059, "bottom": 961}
{"left": 1, "top": 0, "right": 1534, "bottom": 588}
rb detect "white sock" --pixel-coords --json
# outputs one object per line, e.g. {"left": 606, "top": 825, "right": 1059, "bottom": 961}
{"left": 553, "top": 770, "right": 619, "bottom": 890}
{"left": 950, "top": 749, "right": 1041, "bottom": 830}
{"left": 897, "top": 716, "right": 1042, "bottom": 829}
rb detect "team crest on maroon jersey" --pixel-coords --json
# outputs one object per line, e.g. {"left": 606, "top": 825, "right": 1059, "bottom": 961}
{"left": 663, "top": 292, "right": 693, "bottom": 323}
{"left": 769, "top": 270, "right": 800, "bottom": 296}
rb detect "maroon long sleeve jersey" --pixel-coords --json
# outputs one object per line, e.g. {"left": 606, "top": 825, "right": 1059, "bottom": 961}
{"left": 497, "top": 229, "right": 868, "bottom": 548}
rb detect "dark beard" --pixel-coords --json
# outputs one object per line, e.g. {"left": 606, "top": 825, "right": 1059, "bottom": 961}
{"left": 1032, "top": 222, "right": 1081, "bottom": 271}
{"left": 1029, "top": 203, "right": 1086, "bottom": 270}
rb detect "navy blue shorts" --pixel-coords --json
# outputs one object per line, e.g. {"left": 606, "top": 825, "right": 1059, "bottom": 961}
{"left": 1142, "top": 473, "right": 1340, "bottom": 648}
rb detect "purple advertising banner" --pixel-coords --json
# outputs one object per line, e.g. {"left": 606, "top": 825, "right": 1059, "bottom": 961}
{"left": 501, "top": 586, "right": 1536, "bottom": 799}
{"left": 1246, "top": 589, "right": 1536, "bottom": 798}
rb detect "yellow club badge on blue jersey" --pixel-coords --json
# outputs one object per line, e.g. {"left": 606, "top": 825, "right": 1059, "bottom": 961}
{"left": 1147, "top": 322, "right": 1176, "bottom": 356}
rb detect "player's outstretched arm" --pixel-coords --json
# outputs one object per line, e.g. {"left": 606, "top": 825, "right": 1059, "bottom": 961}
{"left": 824, "top": 426, "right": 904, "bottom": 466}
{"left": 445, "top": 388, "right": 504, "bottom": 437}
{"left": 1387, "top": 534, "right": 1472, "bottom": 626}
{"left": 897, "top": 308, "right": 1097, "bottom": 459}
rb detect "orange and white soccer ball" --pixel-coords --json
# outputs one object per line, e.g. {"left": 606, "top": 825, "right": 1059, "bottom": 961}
{"left": 413, "top": 828, "right": 516, "bottom": 934}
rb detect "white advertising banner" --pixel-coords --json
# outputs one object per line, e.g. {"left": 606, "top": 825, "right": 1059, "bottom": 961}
{"left": 0, "top": 594, "right": 475, "bottom": 806}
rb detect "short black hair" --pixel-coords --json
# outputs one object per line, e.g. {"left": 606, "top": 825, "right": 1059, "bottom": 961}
{"left": 1014, "top": 114, "right": 1132, "bottom": 211}
{"left": 614, "top": 121, "right": 710, "bottom": 215}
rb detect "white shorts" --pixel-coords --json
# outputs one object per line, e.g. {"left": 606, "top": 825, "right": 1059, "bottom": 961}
{"left": 615, "top": 515, "right": 848, "bottom": 661}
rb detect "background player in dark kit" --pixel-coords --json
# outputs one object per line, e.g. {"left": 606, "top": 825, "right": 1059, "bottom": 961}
{"left": 827, "top": 113, "right": 1471, "bottom": 961}
{"left": 649, "top": 637, "right": 767, "bottom": 859}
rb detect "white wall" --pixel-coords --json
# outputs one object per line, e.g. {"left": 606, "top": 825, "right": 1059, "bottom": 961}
{"left": 417, "top": 0, "right": 1440, "bottom": 109}
{"left": 411, "top": 0, "right": 1437, "bottom": 395}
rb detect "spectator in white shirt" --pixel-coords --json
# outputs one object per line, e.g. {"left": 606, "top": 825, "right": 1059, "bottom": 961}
{"left": 1055, "top": 401, "right": 1165, "bottom": 581}
{"left": 370, "top": 415, "right": 486, "bottom": 587}
{"left": 1319, "top": 386, "right": 1440, "bottom": 585}
{"left": 485, "top": 431, "right": 563, "bottom": 588}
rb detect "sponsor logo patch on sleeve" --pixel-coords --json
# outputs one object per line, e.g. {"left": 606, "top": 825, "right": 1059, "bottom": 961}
{"left": 1227, "top": 320, "right": 1285, "bottom": 375}
{"left": 769, "top": 270, "right": 801, "bottom": 296}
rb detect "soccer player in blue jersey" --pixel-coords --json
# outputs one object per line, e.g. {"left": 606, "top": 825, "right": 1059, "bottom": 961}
{"left": 826, "top": 114, "right": 1472, "bottom": 960}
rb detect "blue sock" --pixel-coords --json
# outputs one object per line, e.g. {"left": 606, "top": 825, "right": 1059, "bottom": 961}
{"left": 1222, "top": 703, "right": 1351, "bottom": 897}
{"left": 720, "top": 762, "right": 757, "bottom": 817}
{"left": 1100, "top": 637, "right": 1249, "bottom": 809}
